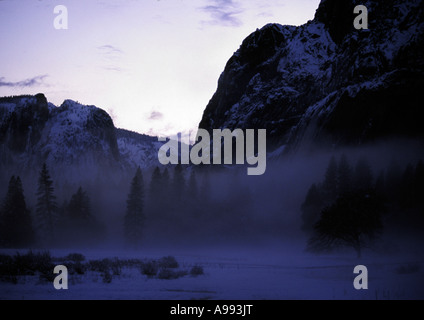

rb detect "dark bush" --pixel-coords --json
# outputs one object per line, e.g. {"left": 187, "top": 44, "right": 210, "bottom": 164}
{"left": 0, "top": 254, "right": 14, "bottom": 274}
{"left": 110, "top": 258, "right": 121, "bottom": 276}
{"left": 88, "top": 259, "right": 111, "bottom": 273}
{"left": 65, "top": 253, "right": 85, "bottom": 263}
{"left": 87, "top": 258, "right": 121, "bottom": 276}
{"left": 122, "top": 259, "right": 143, "bottom": 268}
{"left": 102, "top": 270, "right": 113, "bottom": 283}
{"left": 140, "top": 261, "right": 158, "bottom": 277}
{"left": 13, "top": 251, "right": 37, "bottom": 275}
{"left": 39, "top": 271, "right": 56, "bottom": 283}
{"left": 0, "top": 254, "right": 13, "bottom": 265}
{"left": 190, "top": 265, "right": 204, "bottom": 276}
{"left": 14, "top": 251, "right": 53, "bottom": 276}
{"left": 0, "top": 254, "right": 17, "bottom": 283}
{"left": 157, "top": 268, "right": 187, "bottom": 280}
{"left": 158, "top": 256, "right": 179, "bottom": 269}
{"left": 68, "top": 261, "right": 86, "bottom": 275}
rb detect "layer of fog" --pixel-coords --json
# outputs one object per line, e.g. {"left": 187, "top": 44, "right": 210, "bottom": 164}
{"left": 0, "top": 138, "right": 423, "bottom": 256}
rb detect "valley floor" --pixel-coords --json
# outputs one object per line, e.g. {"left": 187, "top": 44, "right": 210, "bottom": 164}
{"left": 1, "top": 245, "right": 423, "bottom": 300}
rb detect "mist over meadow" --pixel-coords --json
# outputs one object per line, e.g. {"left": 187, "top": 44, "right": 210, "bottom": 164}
{"left": 1, "top": 138, "right": 423, "bottom": 257}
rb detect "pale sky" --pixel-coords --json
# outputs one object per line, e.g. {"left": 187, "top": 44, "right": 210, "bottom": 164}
{"left": 0, "top": 0, "right": 320, "bottom": 139}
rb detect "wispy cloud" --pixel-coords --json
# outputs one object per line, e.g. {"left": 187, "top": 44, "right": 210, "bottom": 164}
{"left": 148, "top": 111, "right": 164, "bottom": 121}
{"left": 0, "top": 75, "right": 48, "bottom": 88}
{"left": 200, "top": 0, "right": 244, "bottom": 27}
{"left": 97, "top": 45, "right": 123, "bottom": 56}
{"left": 102, "top": 66, "right": 123, "bottom": 72}
{"left": 257, "top": 11, "right": 274, "bottom": 18}
{"left": 146, "top": 122, "right": 174, "bottom": 138}
{"left": 97, "top": 44, "right": 124, "bottom": 72}
{"left": 95, "top": 0, "right": 139, "bottom": 10}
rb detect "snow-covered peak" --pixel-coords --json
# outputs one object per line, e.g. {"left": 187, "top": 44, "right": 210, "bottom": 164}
{"left": 56, "top": 100, "right": 109, "bottom": 126}
{"left": 0, "top": 94, "right": 161, "bottom": 185}
{"left": 198, "top": 0, "right": 424, "bottom": 154}
{"left": 0, "top": 94, "right": 42, "bottom": 113}
{"left": 277, "top": 21, "right": 335, "bottom": 79}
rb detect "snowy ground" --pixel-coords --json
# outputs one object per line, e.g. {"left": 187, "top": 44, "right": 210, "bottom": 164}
{"left": 1, "top": 244, "right": 423, "bottom": 300}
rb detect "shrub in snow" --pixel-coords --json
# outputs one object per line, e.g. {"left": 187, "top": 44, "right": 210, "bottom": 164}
{"left": 190, "top": 265, "right": 204, "bottom": 276}
{"left": 123, "top": 259, "right": 143, "bottom": 268}
{"left": 157, "top": 268, "right": 187, "bottom": 280}
{"left": 158, "top": 256, "right": 179, "bottom": 269}
{"left": 68, "top": 261, "right": 85, "bottom": 275}
{"left": 88, "top": 258, "right": 121, "bottom": 276}
{"left": 88, "top": 259, "right": 111, "bottom": 273}
{"left": 140, "top": 261, "right": 158, "bottom": 277}
{"left": 14, "top": 251, "right": 53, "bottom": 277}
{"left": 102, "top": 270, "right": 112, "bottom": 283}
{"left": 110, "top": 258, "right": 122, "bottom": 276}
{"left": 39, "top": 271, "right": 56, "bottom": 283}
{"left": 0, "top": 251, "right": 56, "bottom": 283}
{"left": 65, "top": 253, "right": 85, "bottom": 263}
{"left": 0, "top": 254, "right": 17, "bottom": 283}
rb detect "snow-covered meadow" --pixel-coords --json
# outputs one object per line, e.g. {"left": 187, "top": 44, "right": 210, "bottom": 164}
{"left": 1, "top": 242, "right": 423, "bottom": 300}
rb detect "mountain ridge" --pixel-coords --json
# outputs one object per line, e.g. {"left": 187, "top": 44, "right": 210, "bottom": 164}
{"left": 0, "top": 94, "right": 160, "bottom": 184}
{"left": 198, "top": 0, "right": 424, "bottom": 155}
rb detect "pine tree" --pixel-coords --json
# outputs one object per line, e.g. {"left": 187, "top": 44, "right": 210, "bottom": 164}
{"left": 337, "top": 154, "right": 352, "bottom": 195}
{"left": 199, "top": 168, "right": 212, "bottom": 208}
{"left": 63, "top": 187, "right": 104, "bottom": 245}
{"left": 148, "top": 166, "right": 162, "bottom": 221}
{"left": 385, "top": 161, "right": 402, "bottom": 201}
{"left": 353, "top": 157, "right": 373, "bottom": 191}
{"left": 55, "top": 200, "right": 69, "bottom": 242}
{"left": 413, "top": 160, "right": 424, "bottom": 207}
{"left": 400, "top": 164, "right": 415, "bottom": 208}
{"left": 301, "top": 183, "right": 324, "bottom": 234}
{"left": 0, "top": 177, "right": 15, "bottom": 247}
{"left": 149, "top": 166, "right": 162, "bottom": 198}
{"left": 186, "top": 169, "right": 202, "bottom": 220}
{"left": 35, "top": 164, "right": 58, "bottom": 244}
{"left": 160, "top": 167, "right": 171, "bottom": 217}
{"left": 162, "top": 167, "right": 170, "bottom": 187}
{"left": 187, "top": 170, "right": 198, "bottom": 199}
{"left": 68, "top": 187, "right": 91, "bottom": 221}
{"left": 124, "top": 168, "right": 145, "bottom": 247}
{"left": 0, "top": 176, "right": 34, "bottom": 247}
{"left": 323, "top": 156, "right": 338, "bottom": 200}
{"left": 172, "top": 164, "right": 186, "bottom": 203}
{"left": 375, "top": 170, "right": 386, "bottom": 197}
{"left": 225, "top": 169, "right": 252, "bottom": 234}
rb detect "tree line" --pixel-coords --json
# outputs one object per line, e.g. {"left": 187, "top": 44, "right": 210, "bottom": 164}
{"left": 302, "top": 155, "right": 424, "bottom": 257}
{"left": 0, "top": 162, "right": 252, "bottom": 248}
{"left": 0, "top": 164, "right": 155, "bottom": 248}
{"left": 0, "top": 164, "right": 102, "bottom": 248}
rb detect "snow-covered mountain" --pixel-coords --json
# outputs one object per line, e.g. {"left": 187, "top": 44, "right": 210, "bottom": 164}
{"left": 198, "top": 0, "right": 424, "bottom": 155}
{"left": 2, "top": 0, "right": 423, "bottom": 183}
{"left": 0, "top": 94, "right": 160, "bottom": 183}
{"left": 116, "top": 128, "right": 163, "bottom": 169}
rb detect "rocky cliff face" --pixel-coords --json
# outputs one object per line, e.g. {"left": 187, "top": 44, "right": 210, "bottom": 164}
{"left": 0, "top": 94, "right": 159, "bottom": 182}
{"left": 198, "top": 0, "right": 424, "bottom": 154}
